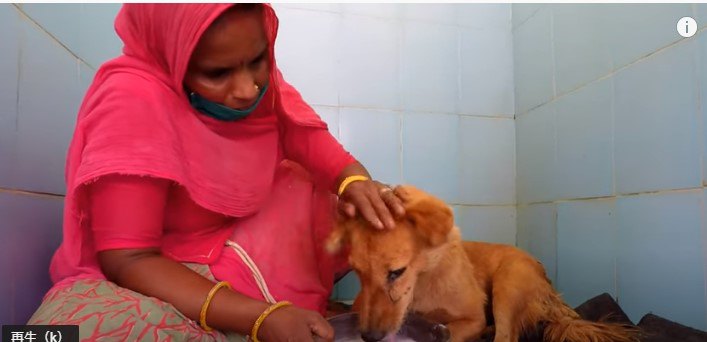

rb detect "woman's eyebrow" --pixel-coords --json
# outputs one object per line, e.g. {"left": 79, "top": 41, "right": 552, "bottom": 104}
{"left": 251, "top": 47, "right": 268, "bottom": 61}
{"left": 197, "top": 45, "right": 268, "bottom": 70}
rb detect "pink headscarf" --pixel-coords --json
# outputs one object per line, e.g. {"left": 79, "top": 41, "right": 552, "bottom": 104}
{"left": 49, "top": 3, "right": 330, "bottom": 284}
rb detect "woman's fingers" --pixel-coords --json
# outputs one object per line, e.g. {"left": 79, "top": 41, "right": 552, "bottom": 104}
{"left": 309, "top": 314, "right": 335, "bottom": 341}
{"left": 381, "top": 186, "right": 405, "bottom": 218}
{"left": 337, "top": 200, "right": 356, "bottom": 218}
{"left": 367, "top": 186, "right": 395, "bottom": 229}
{"left": 340, "top": 180, "right": 409, "bottom": 229}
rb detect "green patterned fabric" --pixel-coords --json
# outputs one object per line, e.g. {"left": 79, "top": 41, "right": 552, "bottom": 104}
{"left": 28, "top": 263, "right": 246, "bottom": 341}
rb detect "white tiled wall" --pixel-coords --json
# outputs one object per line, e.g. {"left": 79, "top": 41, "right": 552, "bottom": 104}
{"left": 456, "top": 205, "right": 516, "bottom": 245}
{"left": 460, "top": 27, "right": 514, "bottom": 117}
{"left": 16, "top": 17, "right": 82, "bottom": 195}
{"left": 339, "top": 108, "right": 402, "bottom": 185}
{"left": 274, "top": 4, "right": 516, "bottom": 298}
{"left": 514, "top": 3, "right": 707, "bottom": 330}
{"left": 20, "top": 3, "right": 122, "bottom": 68}
{"left": 1, "top": 4, "right": 117, "bottom": 195}
{"left": 401, "top": 22, "right": 458, "bottom": 114}
{"left": 516, "top": 104, "right": 557, "bottom": 203}
{"left": 603, "top": 4, "right": 691, "bottom": 71}
{"left": 616, "top": 191, "right": 705, "bottom": 329}
{"left": 275, "top": 8, "right": 340, "bottom": 106}
{"left": 0, "top": 192, "right": 63, "bottom": 324}
{"left": 402, "top": 112, "right": 460, "bottom": 203}
{"left": 556, "top": 199, "right": 617, "bottom": 307}
{"left": 458, "top": 117, "right": 515, "bottom": 205}
{"left": 554, "top": 78, "right": 613, "bottom": 200}
{"left": 614, "top": 40, "right": 701, "bottom": 194}
{"left": 551, "top": 5, "right": 612, "bottom": 95}
{"left": 1, "top": 4, "right": 116, "bottom": 324}
{"left": 0, "top": 6, "right": 20, "bottom": 189}
{"left": 512, "top": 7, "right": 553, "bottom": 114}
{"left": 457, "top": 3, "right": 510, "bottom": 30}
{"left": 516, "top": 203, "right": 557, "bottom": 284}
{"left": 338, "top": 15, "right": 400, "bottom": 109}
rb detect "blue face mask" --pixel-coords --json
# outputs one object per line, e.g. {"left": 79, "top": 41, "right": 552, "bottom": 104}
{"left": 189, "top": 84, "right": 269, "bottom": 121}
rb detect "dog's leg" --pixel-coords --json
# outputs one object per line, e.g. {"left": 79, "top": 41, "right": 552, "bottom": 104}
{"left": 445, "top": 316, "right": 486, "bottom": 342}
{"left": 480, "top": 325, "right": 495, "bottom": 339}
{"left": 490, "top": 261, "right": 547, "bottom": 342}
{"left": 445, "top": 280, "right": 488, "bottom": 342}
{"left": 490, "top": 296, "right": 522, "bottom": 342}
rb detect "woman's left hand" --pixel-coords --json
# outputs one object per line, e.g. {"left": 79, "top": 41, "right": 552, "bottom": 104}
{"left": 338, "top": 178, "right": 405, "bottom": 230}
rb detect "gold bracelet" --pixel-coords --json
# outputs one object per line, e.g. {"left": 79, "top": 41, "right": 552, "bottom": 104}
{"left": 250, "top": 301, "right": 293, "bottom": 342}
{"left": 337, "top": 175, "right": 369, "bottom": 196}
{"left": 199, "top": 281, "right": 232, "bottom": 332}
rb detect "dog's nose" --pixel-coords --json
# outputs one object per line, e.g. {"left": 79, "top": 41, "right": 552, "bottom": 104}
{"left": 360, "top": 330, "right": 386, "bottom": 342}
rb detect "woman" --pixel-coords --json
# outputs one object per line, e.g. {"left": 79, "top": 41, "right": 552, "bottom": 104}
{"left": 29, "top": 3, "right": 404, "bottom": 341}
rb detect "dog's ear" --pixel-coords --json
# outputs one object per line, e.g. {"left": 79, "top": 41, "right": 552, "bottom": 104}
{"left": 407, "top": 199, "right": 454, "bottom": 247}
{"left": 326, "top": 218, "right": 352, "bottom": 254}
{"left": 396, "top": 185, "right": 454, "bottom": 247}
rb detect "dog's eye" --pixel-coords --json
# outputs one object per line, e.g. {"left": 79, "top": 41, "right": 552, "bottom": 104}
{"left": 387, "top": 267, "right": 406, "bottom": 282}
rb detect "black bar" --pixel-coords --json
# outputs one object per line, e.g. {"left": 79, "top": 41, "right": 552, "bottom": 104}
{"left": 2, "top": 325, "right": 78, "bottom": 342}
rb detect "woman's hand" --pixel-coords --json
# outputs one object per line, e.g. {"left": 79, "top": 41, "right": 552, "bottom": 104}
{"left": 338, "top": 179, "right": 405, "bottom": 229}
{"left": 335, "top": 162, "right": 405, "bottom": 229}
{"left": 258, "top": 305, "right": 334, "bottom": 342}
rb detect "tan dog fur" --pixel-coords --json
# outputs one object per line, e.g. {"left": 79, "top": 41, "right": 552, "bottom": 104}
{"left": 327, "top": 185, "right": 638, "bottom": 342}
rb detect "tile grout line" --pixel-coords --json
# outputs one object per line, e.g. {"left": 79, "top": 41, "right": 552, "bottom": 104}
{"left": 311, "top": 104, "right": 515, "bottom": 120}
{"left": 0, "top": 187, "right": 65, "bottom": 199}
{"left": 512, "top": 5, "right": 543, "bottom": 31}
{"left": 549, "top": 6, "right": 557, "bottom": 103}
{"left": 698, "top": 4, "right": 707, "bottom": 320}
{"left": 456, "top": 24, "right": 463, "bottom": 126}
{"left": 609, "top": 71, "right": 619, "bottom": 302}
{"left": 517, "top": 186, "right": 707, "bottom": 207}
{"left": 516, "top": 29, "right": 707, "bottom": 118}
{"left": 15, "top": 4, "right": 22, "bottom": 132}
{"left": 553, "top": 204, "right": 558, "bottom": 286}
{"left": 398, "top": 112, "right": 404, "bottom": 184}
{"left": 694, "top": 11, "right": 707, "bottom": 317}
{"left": 397, "top": 13, "right": 405, "bottom": 185}
{"left": 12, "top": 4, "right": 93, "bottom": 69}
{"left": 451, "top": 203, "right": 516, "bottom": 208}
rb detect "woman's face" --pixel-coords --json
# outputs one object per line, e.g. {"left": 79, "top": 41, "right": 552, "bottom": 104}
{"left": 184, "top": 7, "right": 270, "bottom": 110}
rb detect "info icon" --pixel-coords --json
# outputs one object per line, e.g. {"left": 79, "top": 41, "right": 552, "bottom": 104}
{"left": 677, "top": 17, "right": 697, "bottom": 38}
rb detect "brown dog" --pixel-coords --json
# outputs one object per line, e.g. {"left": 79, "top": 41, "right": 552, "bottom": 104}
{"left": 326, "top": 185, "right": 638, "bottom": 342}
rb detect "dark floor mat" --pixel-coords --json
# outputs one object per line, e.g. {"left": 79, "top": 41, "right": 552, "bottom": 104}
{"left": 574, "top": 292, "right": 634, "bottom": 325}
{"left": 330, "top": 293, "right": 707, "bottom": 341}
{"left": 486, "top": 293, "right": 706, "bottom": 342}
{"left": 637, "top": 313, "right": 707, "bottom": 342}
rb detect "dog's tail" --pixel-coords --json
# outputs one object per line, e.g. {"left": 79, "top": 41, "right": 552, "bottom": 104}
{"left": 543, "top": 292, "right": 640, "bottom": 342}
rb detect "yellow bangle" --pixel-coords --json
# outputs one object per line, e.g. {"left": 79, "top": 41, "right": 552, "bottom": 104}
{"left": 199, "top": 281, "right": 232, "bottom": 332}
{"left": 337, "top": 175, "right": 369, "bottom": 196}
{"left": 251, "top": 301, "right": 293, "bottom": 342}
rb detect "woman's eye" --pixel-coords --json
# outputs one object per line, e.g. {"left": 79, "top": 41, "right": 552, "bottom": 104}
{"left": 387, "top": 267, "right": 407, "bottom": 283}
{"left": 249, "top": 52, "right": 268, "bottom": 68}
{"left": 204, "top": 68, "right": 230, "bottom": 79}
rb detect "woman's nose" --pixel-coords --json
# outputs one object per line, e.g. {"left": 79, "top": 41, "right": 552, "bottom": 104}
{"left": 228, "top": 72, "right": 259, "bottom": 104}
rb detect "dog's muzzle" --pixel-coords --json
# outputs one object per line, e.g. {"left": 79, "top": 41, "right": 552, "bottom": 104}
{"left": 360, "top": 330, "right": 387, "bottom": 342}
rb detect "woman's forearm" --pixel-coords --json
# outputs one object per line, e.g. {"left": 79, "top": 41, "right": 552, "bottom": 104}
{"left": 98, "top": 248, "right": 269, "bottom": 334}
{"left": 333, "top": 161, "right": 371, "bottom": 193}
